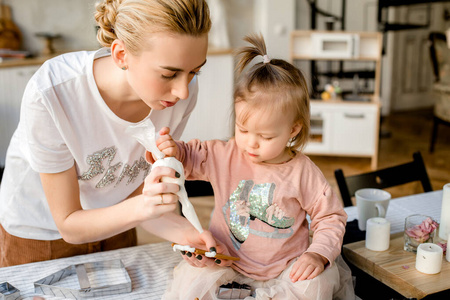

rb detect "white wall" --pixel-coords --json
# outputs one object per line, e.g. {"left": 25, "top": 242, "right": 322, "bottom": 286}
{"left": 253, "top": 0, "right": 295, "bottom": 61}
{"left": 4, "top": 0, "right": 100, "bottom": 55}
{"left": 220, "top": 0, "right": 255, "bottom": 49}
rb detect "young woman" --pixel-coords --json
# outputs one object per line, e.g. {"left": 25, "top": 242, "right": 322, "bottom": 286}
{"left": 0, "top": 0, "right": 217, "bottom": 267}
{"left": 154, "top": 34, "right": 355, "bottom": 299}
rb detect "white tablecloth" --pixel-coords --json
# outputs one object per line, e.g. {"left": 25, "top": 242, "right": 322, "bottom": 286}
{"left": 344, "top": 190, "right": 443, "bottom": 234}
{"left": 0, "top": 242, "right": 182, "bottom": 299}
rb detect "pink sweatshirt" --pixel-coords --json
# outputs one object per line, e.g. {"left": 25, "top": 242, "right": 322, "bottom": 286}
{"left": 176, "top": 138, "right": 347, "bottom": 281}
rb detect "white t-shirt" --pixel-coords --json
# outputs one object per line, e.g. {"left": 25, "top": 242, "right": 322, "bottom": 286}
{"left": 0, "top": 48, "right": 198, "bottom": 240}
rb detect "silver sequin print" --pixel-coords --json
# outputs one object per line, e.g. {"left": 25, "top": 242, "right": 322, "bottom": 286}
{"left": 116, "top": 157, "right": 150, "bottom": 186}
{"left": 79, "top": 147, "right": 116, "bottom": 181}
{"left": 78, "top": 146, "right": 149, "bottom": 188}
{"left": 96, "top": 162, "right": 122, "bottom": 188}
{"left": 229, "top": 181, "right": 250, "bottom": 242}
{"left": 227, "top": 179, "right": 295, "bottom": 245}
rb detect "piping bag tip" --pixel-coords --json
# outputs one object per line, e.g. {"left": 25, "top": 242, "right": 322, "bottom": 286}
{"left": 126, "top": 120, "right": 165, "bottom": 160}
{"left": 126, "top": 119, "right": 204, "bottom": 233}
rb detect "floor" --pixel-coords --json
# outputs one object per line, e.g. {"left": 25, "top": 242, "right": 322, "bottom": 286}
{"left": 137, "top": 108, "right": 450, "bottom": 244}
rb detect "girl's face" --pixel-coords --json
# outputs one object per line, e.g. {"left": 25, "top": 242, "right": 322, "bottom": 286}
{"left": 125, "top": 32, "right": 208, "bottom": 110}
{"left": 234, "top": 101, "right": 302, "bottom": 164}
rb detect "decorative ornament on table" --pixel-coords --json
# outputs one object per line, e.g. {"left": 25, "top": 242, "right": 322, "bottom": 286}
{"left": 403, "top": 214, "right": 438, "bottom": 252}
{"left": 126, "top": 119, "right": 203, "bottom": 233}
{"left": 415, "top": 243, "right": 443, "bottom": 274}
{"left": 365, "top": 217, "right": 390, "bottom": 251}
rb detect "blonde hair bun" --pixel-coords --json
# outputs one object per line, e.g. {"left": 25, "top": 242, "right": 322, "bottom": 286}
{"left": 94, "top": 0, "right": 211, "bottom": 54}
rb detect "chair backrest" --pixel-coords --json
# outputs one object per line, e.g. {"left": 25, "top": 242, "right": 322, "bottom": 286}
{"left": 428, "top": 32, "right": 450, "bottom": 83}
{"left": 334, "top": 151, "right": 433, "bottom": 207}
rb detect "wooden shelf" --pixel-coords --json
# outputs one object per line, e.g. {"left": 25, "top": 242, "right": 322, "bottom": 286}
{"left": 290, "top": 30, "right": 382, "bottom": 60}
{"left": 291, "top": 30, "right": 382, "bottom": 169}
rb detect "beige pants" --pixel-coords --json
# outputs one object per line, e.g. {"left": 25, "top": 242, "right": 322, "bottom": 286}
{"left": 0, "top": 224, "right": 137, "bottom": 267}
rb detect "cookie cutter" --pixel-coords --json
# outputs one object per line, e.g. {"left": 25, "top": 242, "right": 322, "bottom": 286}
{"left": 216, "top": 282, "right": 252, "bottom": 299}
{"left": 0, "top": 282, "right": 20, "bottom": 300}
{"left": 34, "top": 259, "right": 131, "bottom": 299}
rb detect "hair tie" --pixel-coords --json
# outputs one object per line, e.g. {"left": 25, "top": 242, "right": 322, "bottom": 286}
{"left": 263, "top": 54, "right": 271, "bottom": 64}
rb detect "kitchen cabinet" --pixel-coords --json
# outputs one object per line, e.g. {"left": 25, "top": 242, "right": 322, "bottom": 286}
{"left": 290, "top": 30, "right": 382, "bottom": 169}
{"left": 0, "top": 65, "right": 39, "bottom": 166}
{"left": 307, "top": 100, "right": 379, "bottom": 168}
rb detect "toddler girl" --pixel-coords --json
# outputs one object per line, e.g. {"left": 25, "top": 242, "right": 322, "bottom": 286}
{"left": 154, "top": 33, "right": 354, "bottom": 300}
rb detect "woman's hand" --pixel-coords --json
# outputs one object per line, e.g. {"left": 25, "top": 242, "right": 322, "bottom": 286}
{"left": 140, "top": 127, "right": 182, "bottom": 221}
{"left": 140, "top": 165, "right": 180, "bottom": 221}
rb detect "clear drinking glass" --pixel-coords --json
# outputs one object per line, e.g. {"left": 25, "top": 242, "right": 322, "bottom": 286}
{"left": 404, "top": 214, "right": 438, "bottom": 253}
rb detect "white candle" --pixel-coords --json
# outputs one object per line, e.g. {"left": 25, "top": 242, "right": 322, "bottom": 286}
{"left": 439, "top": 183, "right": 450, "bottom": 240}
{"left": 415, "top": 243, "right": 443, "bottom": 274}
{"left": 365, "top": 217, "right": 390, "bottom": 251}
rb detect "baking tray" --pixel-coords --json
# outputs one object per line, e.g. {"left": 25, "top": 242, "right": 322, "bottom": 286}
{"left": 0, "top": 282, "right": 20, "bottom": 300}
{"left": 34, "top": 259, "right": 131, "bottom": 299}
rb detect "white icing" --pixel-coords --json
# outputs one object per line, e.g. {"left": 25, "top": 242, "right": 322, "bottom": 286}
{"left": 172, "top": 244, "right": 196, "bottom": 253}
{"left": 205, "top": 251, "right": 217, "bottom": 258}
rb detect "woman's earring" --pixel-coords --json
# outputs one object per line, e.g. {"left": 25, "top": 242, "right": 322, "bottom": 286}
{"left": 121, "top": 66, "right": 128, "bottom": 70}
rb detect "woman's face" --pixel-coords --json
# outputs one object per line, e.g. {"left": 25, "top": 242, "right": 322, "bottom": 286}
{"left": 125, "top": 32, "right": 208, "bottom": 110}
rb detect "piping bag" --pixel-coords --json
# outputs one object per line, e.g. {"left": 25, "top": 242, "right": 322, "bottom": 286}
{"left": 126, "top": 119, "right": 203, "bottom": 233}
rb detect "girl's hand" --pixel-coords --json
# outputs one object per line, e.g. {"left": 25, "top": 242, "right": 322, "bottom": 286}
{"left": 140, "top": 165, "right": 180, "bottom": 221}
{"left": 144, "top": 127, "right": 178, "bottom": 164}
{"left": 289, "top": 252, "right": 328, "bottom": 282}
{"left": 181, "top": 230, "right": 233, "bottom": 268}
{"left": 157, "top": 127, "right": 178, "bottom": 157}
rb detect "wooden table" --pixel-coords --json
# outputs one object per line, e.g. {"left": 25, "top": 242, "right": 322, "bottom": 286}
{"left": 343, "top": 232, "right": 450, "bottom": 299}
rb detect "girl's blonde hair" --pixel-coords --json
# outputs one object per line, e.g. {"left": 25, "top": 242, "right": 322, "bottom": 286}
{"left": 234, "top": 33, "right": 310, "bottom": 152}
{"left": 95, "top": 0, "right": 211, "bottom": 55}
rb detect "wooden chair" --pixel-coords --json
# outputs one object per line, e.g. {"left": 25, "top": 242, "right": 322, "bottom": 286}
{"left": 180, "top": 180, "right": 214, "bottom": 218}
{"left": 185, "top": 180, "right": 214, "bottom": 197}
{"left": 334, "top": 151, "right": 432, "bottom": 207}
{"left": 428, "top": 32, "right": 450, "bottom": 153}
